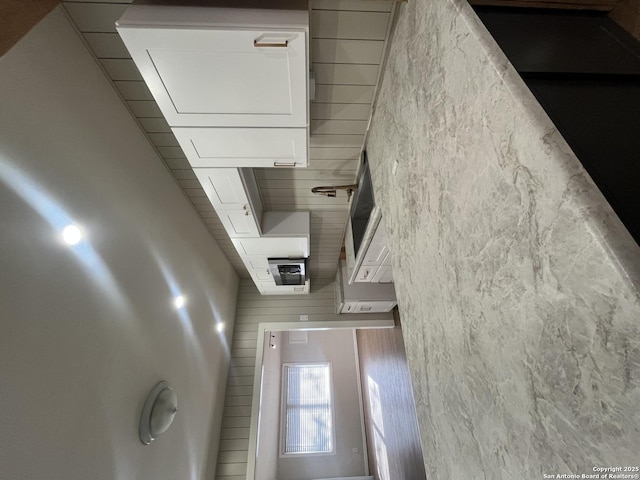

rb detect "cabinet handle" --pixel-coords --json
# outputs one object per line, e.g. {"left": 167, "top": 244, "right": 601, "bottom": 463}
{"left": 273, "top": 162, "right": 297, "bottom": 167}
{"left": 254, "top": 39, "right": 288, "bottom": 48}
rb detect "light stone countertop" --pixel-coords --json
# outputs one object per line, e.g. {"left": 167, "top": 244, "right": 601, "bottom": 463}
{"left": 366, "top": 0, "right": 640, "bottom": 478}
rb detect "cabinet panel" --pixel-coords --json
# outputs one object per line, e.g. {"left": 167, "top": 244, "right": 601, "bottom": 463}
{"left": 232, "top": 237, "right": 310, "bottom": 258}
{"left": 219, "top": 210, "right": 260, "bottom": 237}
{"left": 371, "top": 265, "right": 393, "bottom": 283}
{"left": 243, "top": 256, "right": 269, "bottom": 270}
{"left": 194, "top": 168, "right": 249, "bottom": 210}
{"left": 250, "top": 269, "right": 273, "bottom": 282}
{"left": 258, "top": 282, "right": 310, "bottom": 295}
{"left": 175, "top": 127, "right": 308, "bottom": 168}
{"left": 355, "top": 265, "right": 377, "bottom": 282}
{"left": 355, "top": 301, "right": 396, "bottom": 313}
{"left": 194, "top": 168, "right": 261, "bottom": 238}
{"left": 117, "top": 25, "right": 308, "bottom": 127}
{"left": 362, "top": 243, "right": 388, "bottom": 266}
{"left": 341, "top": 301, "right": 359, "bottom": 314}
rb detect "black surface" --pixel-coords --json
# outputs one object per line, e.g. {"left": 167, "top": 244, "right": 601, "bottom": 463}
{"left": 475, "top": 9, "right": 640, "bottom": 75}
{"left": 474, "top": 6, "right": 640, "bottom": 246}
{"left": 350, "top": 152, "right": 375, "bottom": 258}
{"left": 527, "top": 78, "right": 640, "bottom": 242}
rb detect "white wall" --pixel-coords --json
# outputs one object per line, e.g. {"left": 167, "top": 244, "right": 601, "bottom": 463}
{"left": 0, "top": 8, "right": 239, "bottom": 480}
{"left": 276, "top": 330, "right": 366, "bottom": 480}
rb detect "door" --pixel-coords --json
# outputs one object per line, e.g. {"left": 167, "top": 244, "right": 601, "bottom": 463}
{"left": 117, "top": 26, "right": 308, "bottom": 127}
{"left": 175, "top": 127, "right": 308, "bottom": 168}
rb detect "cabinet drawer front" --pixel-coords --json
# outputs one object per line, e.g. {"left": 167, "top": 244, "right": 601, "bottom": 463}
{"left": 341, "top": 301, "right": 359, "bottom": 314}
{"left": 258, "top": 282, "right": 309, "bottom": 295}
{"left": 371, "top": 264, "right": 394, "bottom": 283}
{"left": 175, "top": 127, "right": 308, "bottom": 168}
{"left": 356, "top": 301, "right": 396, "bottom": 313}
{"left": 355, "top": 265, "right": 377, "bottom": 282}
{"left": 118, "top": 27, "right": 308, "bottom": 127}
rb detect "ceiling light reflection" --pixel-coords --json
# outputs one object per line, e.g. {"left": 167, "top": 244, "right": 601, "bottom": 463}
{"left": 62, "top": 224, "right": 83, "bottom": 245}
{"left": 173, "top": 295, "right": 186, "bottom": 309}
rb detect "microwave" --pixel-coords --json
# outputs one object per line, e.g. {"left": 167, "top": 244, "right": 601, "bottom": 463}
{"left": 268, "top": 258, "right": 307, "bottom": 286}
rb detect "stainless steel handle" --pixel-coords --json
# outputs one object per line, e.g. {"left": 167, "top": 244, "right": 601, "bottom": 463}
{"left": 254, "top": 39, "right": 288, "bottom": 48}
{"left": 273, "top": 162, "right": 297, "bottom": 167}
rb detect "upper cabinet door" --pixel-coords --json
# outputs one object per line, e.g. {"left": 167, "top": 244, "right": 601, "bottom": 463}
{"left": 174, "top": 127, "right": 308, "bottom": 168}
{"left": 117, "top": 26, "right": 308, "bottom": 128}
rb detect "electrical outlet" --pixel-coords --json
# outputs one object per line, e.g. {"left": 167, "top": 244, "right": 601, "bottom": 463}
{"left": 300, "top": 314, "right": 309, "bottom": 321}
{"left": 352, "top": 448, "right": 359, "bottom": 453}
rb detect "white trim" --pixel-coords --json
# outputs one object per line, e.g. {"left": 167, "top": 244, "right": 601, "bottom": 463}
{"left": 352, "top": 330, "right": 370, "bottom": 476}
{"left": 247, "top": 319, "right": 394, "bottom": 480}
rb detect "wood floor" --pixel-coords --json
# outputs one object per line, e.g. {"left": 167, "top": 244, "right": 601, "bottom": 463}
{"left": 357, "top": 327, "right": 427, "bottom": 480}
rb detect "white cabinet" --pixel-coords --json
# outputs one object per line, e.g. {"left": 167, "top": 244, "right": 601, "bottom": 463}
{"left": 257, "top": 281, "right": 310, "bottom": 295}
{"left": 352, "top": 301, "right": 396, "bottom": 313}
{"left": 116, "top": 5, "right": 310, "bottom": 169}
{"left": 241, "top": 255, "right": 310, "bottom": 295}
{"left": 362, "top": 227, "right": 388, "bottom": 266}
{"left": 335, "top": 260, "right": 397, "bottom": 314}
{"left": 232, "top": 237, "right": 309, "bottom": 258}
{"left": 354, "top": 218, "right": 395, "bottom": 283}
{"left": 355, "top": 265, "right": 376, "bottom": 282}
{"left": 341, "top": 301, "right": 359, "bottom": 314}
{"left": 116, "top": 7, "right": 308, "bottom": 128}
{"left": 174, "top": 127, "right": 308, "bottom": 168}
{"left": 194, "top": 168, "right": 262, "bottom": 238}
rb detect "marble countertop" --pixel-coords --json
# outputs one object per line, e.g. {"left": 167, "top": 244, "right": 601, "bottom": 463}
{"left": 366, "top": 0, "right": 640, "bottom": 478}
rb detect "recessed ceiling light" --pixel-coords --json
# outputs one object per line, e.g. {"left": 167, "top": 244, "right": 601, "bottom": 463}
{"left": 216, "top": 323, "right": 224, "bottom": 333}
{"left": 173, "top": 295, "right": 186, "bottom": 309}
{"left": 62, "top": 224, "right": 82, "bottom": 245}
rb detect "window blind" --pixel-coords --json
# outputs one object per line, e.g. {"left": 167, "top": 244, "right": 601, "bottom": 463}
{"left": 282, "top": 363, "right": 333, "bottom": 454}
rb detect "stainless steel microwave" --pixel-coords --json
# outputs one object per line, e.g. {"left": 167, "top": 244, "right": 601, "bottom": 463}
{"left": 268, "top": 258, "right": 307, "bottom": 286}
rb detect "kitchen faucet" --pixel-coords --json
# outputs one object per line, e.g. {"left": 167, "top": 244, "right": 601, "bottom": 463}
{"left": 311, "top": 184, "right": 358, "bottom": 202}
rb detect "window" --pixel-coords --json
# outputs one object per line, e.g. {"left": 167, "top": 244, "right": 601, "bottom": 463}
{"left": 281, "top": 362, "right": 334, "bottom": 456}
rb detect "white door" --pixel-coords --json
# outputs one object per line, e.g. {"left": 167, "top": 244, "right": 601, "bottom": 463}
{"left": 117, "top": 27, "right": 308, "bottom": 128}
{"left": 175, "top": 127, "right": 308, "bottom": 168}
{"left": 194, "top": 168, "right": 248, "bottom": 210}
{"left": 232, "top": 237, "right": 309, "bottom": 258}
{"left": 218, "top": 209, "right": 260, "bottom": 237}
